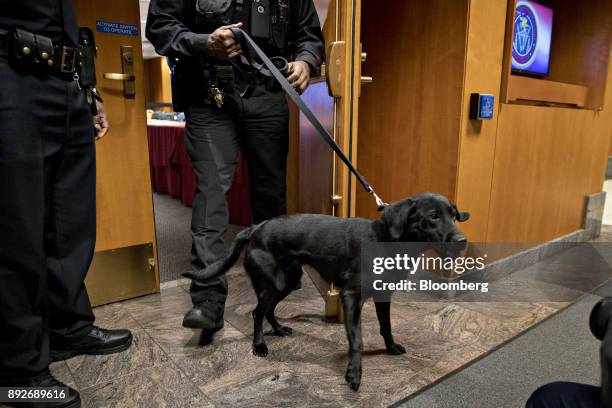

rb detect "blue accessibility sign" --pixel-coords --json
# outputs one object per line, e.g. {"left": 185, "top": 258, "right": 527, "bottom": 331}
{"left": 96, "top": 20, "right": 139, "bottom": 37}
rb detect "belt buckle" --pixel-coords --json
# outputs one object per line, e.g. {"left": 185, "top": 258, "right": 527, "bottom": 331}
{"left": 60, "top": 46, "right": 76, "bottom": 73}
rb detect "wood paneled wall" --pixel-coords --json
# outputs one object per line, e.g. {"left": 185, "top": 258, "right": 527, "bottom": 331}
{"left": 485, "top": 99, "right": 612, "bottom": 242}
{"left": 356, "top": 0, "right": 612, "bottom": 244}
{"left": 454, "top": 0, "right": 508, "bottom": 243}
{"left": 457, "top": 1, "right": 612, "bottom": 243}
{"left": 356, "top": 0, "right": 469, "bottom": 219}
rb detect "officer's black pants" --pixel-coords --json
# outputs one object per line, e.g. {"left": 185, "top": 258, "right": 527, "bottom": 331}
{"left": 0, "top": 61, "right": 96, "bottom": 381}
{"left": 526, "top": 382, "right": 600, "bottom": 408}
{"left": 185, "top": 84, "right": 289, "bottom": 306}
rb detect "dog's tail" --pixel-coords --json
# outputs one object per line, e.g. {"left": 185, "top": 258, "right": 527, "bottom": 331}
{"left": 183, "top": 224, "right": 258, "bottom": 283}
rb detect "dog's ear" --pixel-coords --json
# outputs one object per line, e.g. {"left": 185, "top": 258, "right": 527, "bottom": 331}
{"left": 453, "top": 204, "right": 470, "bottom": 222}
{"left": 382, "top": 198, "right": 416, "bottom": 240}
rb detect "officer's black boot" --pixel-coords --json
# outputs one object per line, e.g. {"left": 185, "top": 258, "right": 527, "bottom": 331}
{"left": 0, "top": 370, "right": 80, "bottom": 408}
{"left": 183, "top": 300, "right": 225, "bottom": 332}
{"left": 50, "top": 326, "right": 133, "bottom": 362}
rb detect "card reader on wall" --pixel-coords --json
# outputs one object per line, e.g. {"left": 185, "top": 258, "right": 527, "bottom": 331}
{"left": 469, "top": 93, "right": 495, "bottom": 120}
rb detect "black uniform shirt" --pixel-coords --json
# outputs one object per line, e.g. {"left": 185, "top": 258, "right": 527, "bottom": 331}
{"left": 0, "top": 0, "right": 79, "bottom": 44}
{"left": 146, "top": 0, "right": 324, "bottom": 71}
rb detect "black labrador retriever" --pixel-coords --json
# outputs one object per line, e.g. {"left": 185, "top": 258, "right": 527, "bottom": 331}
{"left": 185, "top": 192, "right": 469, "bottom": 390}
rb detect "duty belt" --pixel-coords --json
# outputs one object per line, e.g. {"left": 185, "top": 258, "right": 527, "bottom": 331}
{"left": 0, "top": 28, "right": 81, "bottom": 75}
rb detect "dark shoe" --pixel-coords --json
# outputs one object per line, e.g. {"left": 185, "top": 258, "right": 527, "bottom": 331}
{"left": 0, "top": 370, "right": 80, "bottom": 407}
{"left": 182, "top": 301, "right": 224, "bottom": 331}
{"left": 50, "top": 326, "right": 133, "bottom": 362}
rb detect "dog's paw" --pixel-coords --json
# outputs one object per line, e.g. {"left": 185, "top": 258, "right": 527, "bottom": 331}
{"left": 273, "top": 325, "right": 293, "bottom": 337}
{"left": 386, "top": 343, "right": 406, "bottom": 355}
{"left": 182, "top": 271, "right": 197, "bottom": 280}
{"left": 252, "top": 343, "right": 269, "bottom": 357}
{"left": 345, "top": 366, "right": 362, "bottom": 391}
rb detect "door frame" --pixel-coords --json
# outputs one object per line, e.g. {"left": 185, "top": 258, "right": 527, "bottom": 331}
{"left": 329, "top": 0, "right": 362, "bottom": 219}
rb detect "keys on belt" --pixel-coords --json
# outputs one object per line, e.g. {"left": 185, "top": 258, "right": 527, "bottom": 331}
{"left": 209, "top": 84, "right": 225, "bottom": 108}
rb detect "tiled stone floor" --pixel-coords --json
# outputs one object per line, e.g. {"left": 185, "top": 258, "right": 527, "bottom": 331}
{"left": 46, "top": 229, "right": 612, "bottom": 407}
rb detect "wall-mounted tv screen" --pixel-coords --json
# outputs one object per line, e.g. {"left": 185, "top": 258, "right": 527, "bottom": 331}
{"left": 511, "top": 0, "right": 553, "bottom": 77}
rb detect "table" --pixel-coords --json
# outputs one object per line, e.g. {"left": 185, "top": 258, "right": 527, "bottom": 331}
{"left": 147, "top": 121, "right": 253, "bottom": 226}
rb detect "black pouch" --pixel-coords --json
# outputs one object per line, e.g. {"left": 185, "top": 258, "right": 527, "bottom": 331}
{"left": 34, "top": 35, "right": 54, "bottom": 69}
{"left": 78, "top": 27, "right": 97, "bottom": 89}
{"left": 11, "top": 29, "right": 37, "bottom": 66}
{"left": 10, "top": 29, "right": 56, "bottom": 71}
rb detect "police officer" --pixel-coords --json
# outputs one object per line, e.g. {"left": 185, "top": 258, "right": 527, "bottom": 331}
{"left": 0, "top": 1, "right": 133, "bottom": 406}
{"left": 526, "top": 297, "right": 612, "bottom": 408}
{"left": 146, "top": 0, "right": 324, "bottom": 332}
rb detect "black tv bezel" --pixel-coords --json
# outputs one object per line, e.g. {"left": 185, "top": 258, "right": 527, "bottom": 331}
{"left": 510, "top": 0, "right": 554, "bottom": 79}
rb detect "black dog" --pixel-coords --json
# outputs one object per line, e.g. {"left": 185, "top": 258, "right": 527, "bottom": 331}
{"left": 185, "top": 192, "right": 469, "bottom": 390}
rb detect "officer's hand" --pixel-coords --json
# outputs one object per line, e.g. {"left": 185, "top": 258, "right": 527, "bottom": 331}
{"left": 207, "top": 23, "right": 243, "bottom": 60}
{"left": 94, "top": 101, "right": 109, "bottom": 140}
{"left": 287, "top": 61, "right": 311, "bottom": 94}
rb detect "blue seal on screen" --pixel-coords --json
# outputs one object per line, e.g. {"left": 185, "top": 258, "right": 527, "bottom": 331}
{"left": 512, "top": 2, "right": 538, "bottom": 68}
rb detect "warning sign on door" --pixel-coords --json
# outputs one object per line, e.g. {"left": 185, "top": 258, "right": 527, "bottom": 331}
{"left": 96, "top": 20, "right": 139, "bottom": 36}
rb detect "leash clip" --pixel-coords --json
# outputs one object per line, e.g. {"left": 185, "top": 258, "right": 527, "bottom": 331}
{"left": 371, "top": 190, "right": 388, "bottom": 212}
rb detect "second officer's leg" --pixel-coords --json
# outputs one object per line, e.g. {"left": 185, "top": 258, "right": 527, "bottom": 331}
{"left": 0, "top": 60, "right": 50, "bottom": 384}
{"left": 183, "top": 102, "right": 240, "bottom": 330}
{"left": 46, "top": 80, "right": 96, "bottom": 346}
{"left": 47, "top": 79, "right": 132, "bottom": 361}
{"left": 241, "top": 87, "right": 289, "bottom": 223}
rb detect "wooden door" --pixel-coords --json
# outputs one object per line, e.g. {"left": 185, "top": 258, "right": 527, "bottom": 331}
{"left": 74, "top": 0, "right": 158, "bottom": 306}
{"left": 293, "top": 0, "right": 363, "bottom": 217}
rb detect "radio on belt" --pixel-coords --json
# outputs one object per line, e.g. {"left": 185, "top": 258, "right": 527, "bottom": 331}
{"left": 250, "top": 0, "right": 271, "bottom": 41}
{"left": 469, "top": 93, "right": 495, "bottom": 120}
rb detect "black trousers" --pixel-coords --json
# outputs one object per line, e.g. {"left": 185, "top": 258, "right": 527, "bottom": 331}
{"left": 526, "top": 382, "right": 601, "bottom": 408}
{"left": 185, "top": 83, "right": 289, "bottom": 305}
{"left": 0, "top": 61, "right": 96, "bottom": 381}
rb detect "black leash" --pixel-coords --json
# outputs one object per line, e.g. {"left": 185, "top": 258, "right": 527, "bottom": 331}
{"left": 229, "top": 28, "right": 388, "bottom": 211}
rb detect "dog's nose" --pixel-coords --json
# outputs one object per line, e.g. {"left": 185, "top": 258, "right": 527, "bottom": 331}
{"left": 448, "top": 230, "right": 466, "bottom": 243}
{"left": 448, "top": 231, "right": 468, "bottom": 252}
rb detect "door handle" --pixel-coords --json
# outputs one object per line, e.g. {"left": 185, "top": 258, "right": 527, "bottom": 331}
{"left": 326, "top": 41, "right": 346, "bottom": 98}
{"left": 361, "top": 76, "right": 373, "bottom": 84}
{"left": 103, "top": 73, "right": 135, "bottom": 81}
{"left": 102, "top": 45, "right": 136, "bottom": 98}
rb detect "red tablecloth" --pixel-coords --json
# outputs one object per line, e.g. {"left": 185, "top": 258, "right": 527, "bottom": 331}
{"left": 147, "top": 122, "right": 253, "bottom": 226}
